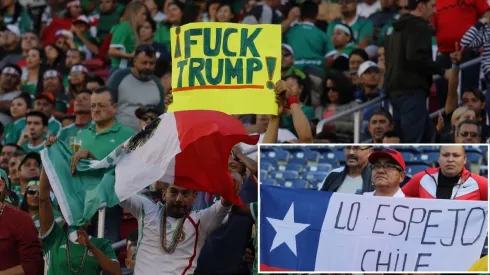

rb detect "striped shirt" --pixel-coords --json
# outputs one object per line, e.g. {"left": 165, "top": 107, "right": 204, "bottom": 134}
{"left": 460, "top": 21, "right": 490, "bottom": 77}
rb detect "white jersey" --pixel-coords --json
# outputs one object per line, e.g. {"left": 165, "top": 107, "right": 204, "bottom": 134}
{"left": 120, "top": 195, "right": 231, "bottom": 275}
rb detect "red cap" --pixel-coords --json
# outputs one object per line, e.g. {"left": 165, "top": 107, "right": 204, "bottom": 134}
{"left": 368, "top": 148, "right": 406, "bottom": 171}
{"left": 35, "top": 92, "right": 55, "bottom": 104}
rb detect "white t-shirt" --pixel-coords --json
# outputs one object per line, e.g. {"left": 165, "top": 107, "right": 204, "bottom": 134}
{"left": 120, "top": 195, "right": 231, "bottom": 275}
{"left": 364, "top": 188, "right": 405, "bottom": 197}
{"left": 357, "top": 1, "right": 381, "bottom": 18}
{"left": 240, "top": 129, "right": 297, "bottom": 159}
{"left": 336, "top": 175, "right": 363, "bottom": 194}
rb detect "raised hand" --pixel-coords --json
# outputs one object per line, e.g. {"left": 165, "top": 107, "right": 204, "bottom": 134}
{"left": 449, "top": 42, "right": 463, "bottom": 65}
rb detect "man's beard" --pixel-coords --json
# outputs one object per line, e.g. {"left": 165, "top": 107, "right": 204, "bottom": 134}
{"left": 138, "top": 69, "right": 154, "bottom": 81}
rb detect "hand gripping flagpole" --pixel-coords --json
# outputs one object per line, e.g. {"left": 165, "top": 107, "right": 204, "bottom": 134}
{"left": 97, "top": 202, "right": 107, "bottom": 238}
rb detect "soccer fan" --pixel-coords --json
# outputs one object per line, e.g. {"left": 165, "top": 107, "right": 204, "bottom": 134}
{"left": 365, "top": 148, "right": 406, "bottom": 197}
{"left": 402, "top": 145, "right": 488, "bottom": 200}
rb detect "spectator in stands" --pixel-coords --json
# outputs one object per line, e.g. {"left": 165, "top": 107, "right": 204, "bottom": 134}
{"left": 4, "top": 93, "right": 30, "bottom": 144}
{"left": 433, "top": 0, "right": 488, "bottom": 109}
{"left": 1, "top": 0, "right": 31, "bottom": 33}
{"left": 16, "top": 152, "right": 40, "bottom": 201}
{"left": 369, "top": 0, "right": 397, "bottom": 44}
{"left": 348, "top": 48, "right": 369, "bottom": 85}
{"left": 382, "top": 130, "right": 401, "bottom": 143}
{"left": 54, "top": 31, "right": 73, "bottom": 54}
{"left": 325, "top": 23, "right": 357, "bottom": 72}
{"left": 109, "top": 1, "right": 148, "bottom": 71}
{"left": 63, "top": 49, "right": 84, "bottom": 84}
{"left": 355, "top": 61, "right": 386, "bottom": 121}
{"left": 4, "top": 188, "right": 19, "bottom": 208}
{"left": 366, "top": 108, "right": 394, "bottom": 143}
{"left": 319, "top": 145, "right": 374, "bottom": 194}
{"left": 318, "top": 72, "right": 357, "bottom": 138}
{"left": 8, "top": 150, "right": 24, "bottom": 194}
{"left": 203, "top": 0, "right": 219, "bottom": 22}
{"left": 216, "top": 3, "right": 236, "bottom": 23}
{"left": 139, "top": 17, "right": 170, "bottom": 62}
{"left": 124, "top": 243, "right": 137, "bottom": 275}
{"left": 0, "top": 143, "right": 20, "bottom": 171}
{"left": 0, "top": 29, "right": 37, "bottom": 69}
{"left": 71, "top": 15, "right": 100, "bottom": 59}
{"left": 76, "top": 86, "right": 134, "bottom": 243}
{"left": 365, "top": 148, "right": 406, "bottom": 197}
{"left": 358, "top": 0, "right": 382, "bottom": 18}
{"left": 402, "top": 145, "right": 488, "bottom": 200}
{"left": 109, "top": 44, "right": 164, "bottom": 131}
{"left": 281, "top": 44, "right": 305, "bottom": 79}
{"left": 37, "top": 70, "right": 69, "bottom": 115}
{"left": 385, "top": 0, "right": 450, "bottom": 143}
{"left": 455, "top": 120, "right": 482, "bottom": 143}
{"left": 67, "top": 64, "right": 89, "bottom": 100}
{"left": 86, "top": 75, "right": 105, "bottom": 92}
{"left": 95, "top": 0, "right": 124, "bottom": 42}
{"left": 377, "top": 0, "right": 409, "bottom": 45}
{"left": 327, "top": 0, "right": 374, "bottom": 48}
{"left": 0, "top": 25, "right": 21, "bottom": 61}
{"left": 21, "top": 47, "right": 45, "bottom": 96}
{"left": 461, "top": 88, "right": 489, "bottom": 140}
{"left": 0, "top": 167, "right": 43, "bottom": 275}
{"left": 135, "top": 105, "right": 162, "bottom": 130}
{"left": 38, "top": 168, "right": 121, "bottom": 275}
{"left": 284, "top": 1, "right": 328, "bottom": 70}
{"left": 17, "top": 111, "right": 48, "bottom": 153}
{"left": 281, "top": 74, "right": 315, "bottom": 136}
{"left": 242, "top": 0, "right": 286, "bottom": 26}
{"left": 59, "top": 89, "right": 92, "bottom": 142}
{"left": 0, "top": 64, "right": 22, "bottom": 126}
{"left": 44, "top": 44, "right": 64, "bottom": 71}
{"left": 181, "top": 2, "right": 203, "bottom": 25}
{"left": 437, "top": 106, "right": 476, "bottom": 142}
{"left": 19, "top": 178, "right": 62, "bottom": 231}
{"left": 32, "top": 93, "right": 62, "bottom": 137}
{"left": 154, "top": 1, "right": 184, "bottom": 50}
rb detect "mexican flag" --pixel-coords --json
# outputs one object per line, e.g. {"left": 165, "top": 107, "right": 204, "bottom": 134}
{"left": 40, "top": 110, "right": 259, "bottom": 227}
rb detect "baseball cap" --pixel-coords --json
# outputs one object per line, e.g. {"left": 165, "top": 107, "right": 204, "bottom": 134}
{"left": 368, "top": 148, "right": 406, "bottom": 171}
{"left": 357, "top": 60, "right": 380, "bottom": 77}
{"left": 135, "top": 105, "right": 162, "bottom": 119}
{"left": 74, "top": 15, "right": 90, "bottom": 25}
{"left": 0, "top": 168, "right": 10, "bottom": 190}
{"left": 5, "top": 24, "right": 20, "bottom": 38}
{"left": 35, "top": 92, "right": 55, "bottom": 104}
{"left": 18, "top": 152, "right": 41, "bottom": 170}
{"left": 282, "top": 44, "right": 294, "bottom": 56}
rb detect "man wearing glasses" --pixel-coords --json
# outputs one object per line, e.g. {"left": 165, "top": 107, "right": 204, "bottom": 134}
{"left": 365, "top": 148, "right": 406, "bottom": 197}
{"left": 455, "top": 120, "right": 482, "bottom": 143}
{"left": 134, "top": 105, "right": 162, "bottom": 130}
{"left": 319, "top": 145, "right": 375, "bottom": 194}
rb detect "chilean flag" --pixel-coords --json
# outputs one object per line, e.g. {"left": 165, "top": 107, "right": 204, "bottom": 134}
{"left": 41, "top": 110, "right": 259, "bottom": 227}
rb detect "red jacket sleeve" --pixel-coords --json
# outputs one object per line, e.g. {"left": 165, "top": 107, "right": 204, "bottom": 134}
{"left": 475, "top": 0, "right": 490, "bottom": 17}
{"left": 473, "top": 173, "right": 488, "bottom": 201}
{"left": 401, "top": 172, "right": 425, "bottom": 198}
{"left": 14, "top": 213, "right": 44, "bottom": 275}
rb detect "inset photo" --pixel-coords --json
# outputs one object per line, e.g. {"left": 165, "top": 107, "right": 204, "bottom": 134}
{"left": 259, "top": 144, "right": 488, "bottom": 273}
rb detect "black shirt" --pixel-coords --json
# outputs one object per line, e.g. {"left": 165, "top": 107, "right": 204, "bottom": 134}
{"left": 436, "top": 172, "right": 460, "bottom": 199}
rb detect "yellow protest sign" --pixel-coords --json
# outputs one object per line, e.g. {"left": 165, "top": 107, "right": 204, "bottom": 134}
{"left": 168, "top": 22, "right": 281, "bottom": 115}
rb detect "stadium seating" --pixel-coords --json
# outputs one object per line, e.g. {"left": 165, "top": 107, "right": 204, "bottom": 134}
{"left": 260, "top": 146, "right": 488, "bottom": 190}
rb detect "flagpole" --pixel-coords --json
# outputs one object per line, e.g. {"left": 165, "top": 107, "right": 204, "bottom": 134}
{"left": 97, "top": 203, "right": 107, "bottom": 238}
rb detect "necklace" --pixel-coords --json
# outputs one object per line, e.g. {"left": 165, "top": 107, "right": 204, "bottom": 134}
{"left": 160, "top": 205, "right": 186, "bottom": 254}
{"left": 65, "top": 231, "right": 88, "bottom": 274}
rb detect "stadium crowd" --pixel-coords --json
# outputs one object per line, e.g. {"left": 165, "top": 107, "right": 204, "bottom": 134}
{"left": 0, "top": 0, "right": 488, "bottom": 274}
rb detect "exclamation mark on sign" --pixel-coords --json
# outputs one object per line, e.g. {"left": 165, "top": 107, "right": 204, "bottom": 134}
{"left": 174, "top": 27, "right": 182, "bottom": 58}
{"left": 265, "top": 56, "right": 277, "bottom": 90}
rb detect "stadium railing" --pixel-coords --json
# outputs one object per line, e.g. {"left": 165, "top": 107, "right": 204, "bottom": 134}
{"left": 316, "top": 57, "right": 482, "bottom": 143}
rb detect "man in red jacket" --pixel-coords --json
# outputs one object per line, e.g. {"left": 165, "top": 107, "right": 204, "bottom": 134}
{"left": 0, "top": 168, "right": 43, "bottom": 275}
{"left": 402, "top": 145, "right": 488, "bottom": 200}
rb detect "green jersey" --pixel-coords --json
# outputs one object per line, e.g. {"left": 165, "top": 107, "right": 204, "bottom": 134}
{"left": 284, "top": 22, "right": 330, "bottom": 69}
{"left": 21, "top": 138, "right": 47, "bottom": 153}
{"left": 110, "top": 21, "right": 136, "bottom": 68}
{"left": 281, "top": 105, "right": 315, "bottom": 136}
{"left": 3, "top": 6, "right": 33, "bottom": 33}
{"left": 76, "top": 120, "right": 135, "bottom": 159}
{"left": 42, "top": 222, "right": 117, "bottom": 275}
{"left": 20, "top": 83, "right": 37, "bottom": 98}
{"left": 154, "top": 24, "right": 172, "bottom": 53}
{"left": 32, "top": 210, "right": 63, "bottom": 231}
{"left": 251, "top": 202, "right": 258, "bottom": 275}
{"left": 96, "top": 5, "right": 124, "bottom": 41}
{"left": 327, "top": 16, "right": 374, "bottom": 46}
{"left": 4, "top": 117, "right": 26, "bottom": 144}
{"left": 47, "top": 117, "right": 63, "bottom": 138}
{"left": 58, "top": 122, "right": 93, "bottom": 143}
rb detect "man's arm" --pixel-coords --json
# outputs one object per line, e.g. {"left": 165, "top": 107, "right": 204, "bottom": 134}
{"left": 461, "top": 20, "right": 490, "bottom": 49}
{"left": 39, "top": 168, "right": 54, "bottom": 237}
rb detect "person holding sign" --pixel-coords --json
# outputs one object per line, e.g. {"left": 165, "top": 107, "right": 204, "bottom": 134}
{"left": 364, "top": 148, "right": 406, "bottom": 197}
{"left": 402, "top": 145, "right": 488, "bottom": 200}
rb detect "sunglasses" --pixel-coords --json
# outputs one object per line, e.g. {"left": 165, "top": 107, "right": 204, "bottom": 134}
{"left": 27, "top": 189, "right": 39, "bottom": 195}
{"left": 141, "top": 115, "right": 156, "bottom": 122}
{"left": 459, "top": 131, "right": 479, "bottom": 138}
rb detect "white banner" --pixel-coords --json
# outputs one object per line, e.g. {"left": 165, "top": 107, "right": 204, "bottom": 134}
{"left": 315, "top": 194, "right": 488, "bottom": 271}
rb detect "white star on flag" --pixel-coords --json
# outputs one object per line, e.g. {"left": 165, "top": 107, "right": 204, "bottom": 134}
{"left": 266, "top": 202, "right": 310, "bottom": 256}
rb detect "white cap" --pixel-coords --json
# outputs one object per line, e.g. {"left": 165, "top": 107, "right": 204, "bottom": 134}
{"left": 282, "top": 44, "right": 294, "bottom": 56}
{"left": 358, "top": 60, "right": 379, "bottom": 77}
{"left": 74, "top": 15, "right": 90, "bottom": 25}
{"left": 6, "top": 25, "right": 20, "bottom": 38}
